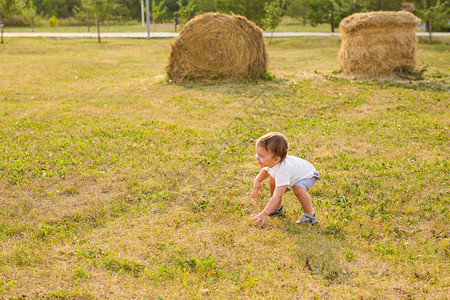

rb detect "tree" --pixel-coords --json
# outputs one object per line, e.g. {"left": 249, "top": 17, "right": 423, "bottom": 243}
{"left": 0, "top": 0, "right": 22, "bottom": 44}
{"left": 195, "top": 0, "right": 214, "bottom": 12}
{"left": 263, "top": 0, "right": 285, "bottom": 44}
{"left": 32, "top": 0, "right": 81, "bottom": 18}
{"left": 414, "top": 0, "right": 449, "bottom": 43}
{"left": 33, "top": 0, "right": 132, "bottom": 20}
{"left": 77, "top": 0, "right": 94, "bottom": 32}
{"left": 286, "top": 0, "right": 307, "bottom": 25}
{"left": 141, "top": 0, "right": 144, "bottom": 25}
{"left": 151, "top": 0, "right": 167, "bottom": 31}
{"left": 215, "top": 0, "right": 242, "bottom": 15}
{"left": 22, "top": 0, "right": 37, "bottom": 32}
{"left": 79, "top": 0, "right": 115, "bottom": 42}
{"left": 334, "top": 0, "right": 366, "bottom": 20}
{"left": 367, "top": 0, "right": 403, "bottom": 11}
{"left": 303, "top": 0, "right": 337, "bottom": 32}
{"left": 163, "top": 0, "right": 179, "bottom": 20}
{"left": 73, "top": 3, "right": 91, "bottom": 31}
{"left": 116, "top": 0, "right": 142, "bottom": 20}
{"left": 216, "top": 0, "right": 271, "bottom": 27}
{"left": 303, "top": 0, "right": 365, "bottom": 32}
{"left": 92, "top": 0, "right": 115, "bottom": 43}
{"left": 41, "top": 0, "right": 64, "bottom": 16}
{"left": 176, "top": 0, "right": 195, "bottom": 28}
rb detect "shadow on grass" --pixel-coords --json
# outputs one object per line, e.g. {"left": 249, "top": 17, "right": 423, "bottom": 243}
{"left": 358, "top": 79, "right": 448, "bottom": 93}
{"left": 167, "top": 71, "right": 291, "bottom": 97}
{"left": 325, "top": 73, "right": 449, "bottom": 93}
{"left": 281, "top": 220, "right": 351, "bottom": 285}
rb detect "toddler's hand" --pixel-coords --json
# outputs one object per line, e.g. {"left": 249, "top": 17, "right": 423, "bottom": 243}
{"left": 250, "top": 212, "right": 269, "bottom": 226}
{"left": 251, "top": 181, "right": 263, "bottom": 198}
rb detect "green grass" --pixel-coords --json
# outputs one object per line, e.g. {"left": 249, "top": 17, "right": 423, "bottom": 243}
{"left": 0, "top": 36, "right": 449, "bottom": 298}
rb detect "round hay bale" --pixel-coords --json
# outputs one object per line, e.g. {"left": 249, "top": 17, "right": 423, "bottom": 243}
{"left": 339, "top": 11, "right": 421, "bottom": 78}
{"left": 167, "top": 13, "right": 268, "bottom": 81}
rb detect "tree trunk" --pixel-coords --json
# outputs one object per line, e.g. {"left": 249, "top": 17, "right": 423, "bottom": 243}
{"left": 0, "top": 13, "right": 3, "bottom": 44}
{"left": 145, "top": 0, "right": 151, "bottom": 40}
{"left": 153, "top": 11, "right": 156, "bottom": 32}
{"left": 330, "top": 11, "right": 335, "bottom": 32}
{"left": 87, "top": 12, "right": 91, "bottom": 32}
{"left": 141, "top": 0, "right": 145, "bottom": 27}
{"left": 95, "top": 12, "right": 101, "bottom": 43}
{"left": 330, "top": 6, "right": 334, "bottom": 32}
{"left": 429, "top": 17, "right": 432, "bottom": 44}
{"left": 270, "top": 29, "right": 274, "bottom": 45}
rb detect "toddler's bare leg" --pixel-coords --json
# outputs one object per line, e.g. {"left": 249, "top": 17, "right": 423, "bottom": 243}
{"left": 270, "top": 177, "right": 283, "bottom": 209}
{"left": 292, "top": 186, "right": 314, "bottom": 215}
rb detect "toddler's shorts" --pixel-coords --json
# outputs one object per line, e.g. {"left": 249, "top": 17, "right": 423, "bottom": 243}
{"left": 293, "top": 170, "right": 320, "bottom": 191}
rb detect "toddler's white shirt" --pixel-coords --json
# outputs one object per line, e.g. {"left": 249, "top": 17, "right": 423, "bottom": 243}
{"left": 263, "top": 155, "right": 317, "bottom": 187}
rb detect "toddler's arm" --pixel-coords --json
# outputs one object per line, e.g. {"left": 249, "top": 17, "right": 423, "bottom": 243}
{"left": 251, "top": 185, "right": 287, "bottom": 225}
{"left": 251, "top": 169, "right": 269, "bottom": 198}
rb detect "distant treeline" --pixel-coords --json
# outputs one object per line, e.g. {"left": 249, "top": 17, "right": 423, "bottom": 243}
{"left": 18, "top": 0, "right": 411, "bottom": 21}
{"left": 2, "top": 0, "right": 449, "bottom": 32}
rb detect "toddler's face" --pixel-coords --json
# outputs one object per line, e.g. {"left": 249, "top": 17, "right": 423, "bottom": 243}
{"left": 255, "top": 146, "right": 280, "bottom": 168}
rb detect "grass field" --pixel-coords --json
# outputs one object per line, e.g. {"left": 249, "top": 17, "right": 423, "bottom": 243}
{"left": 0, "top": 36, "right": 449, "bottom": 299}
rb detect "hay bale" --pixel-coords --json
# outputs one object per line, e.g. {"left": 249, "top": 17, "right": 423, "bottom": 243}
{"left": 339, "top": 11, "right": 421, "bottom": 78}
{"left": 167, "top": 13, "right": 268, "bottom": 81}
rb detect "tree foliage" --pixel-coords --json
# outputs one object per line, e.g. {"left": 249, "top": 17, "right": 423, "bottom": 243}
{"left": 285, "top": 0, "right": 307, "bottom": 24}
{"left": 4, "top": 0, "right": 431, "bottom": 31}
{"left": 32, "top": 0, "right": 81, "bottom": 18}
{"left": 1, "top": 0, "right": 24, "bottom": 43}
{"left": 263, "top": 0, "right": 285, "bottom": 44}
{"left": 152, "top": 0, "right": 167, "bottom": 23}
{"left": 216, "top": 0, "right": 271, "bottom": 27}
{"left": 414, "top": 0, "right": 450, "bottom": 42}
{"left": 367, "top": 0, "right": 403, "bottom": 11}
{"left": 1, "top": 0, "right": 22, "bottom": 23}
{"left": 75, "top": 0, "right": 115, "bottom": 42}
{"left": 151, "top": 0, "right": 167, "bottom": 31}
{"left": 1, "top": 0, "right": 279, "bottom": 27}
{"left": 303, "top": 0, "right": 365, "bottom": 32}
{"left": 195, "top": 0, "right": 215, "bottom": 12}
{"left": 22, "top": 0, "right": 37, "bottom": 31}
{"left": 176, "top": 0, "right": 195, "bottom": 28}
{"left": 303, "top": 0, "right": 336, "bottom": 32}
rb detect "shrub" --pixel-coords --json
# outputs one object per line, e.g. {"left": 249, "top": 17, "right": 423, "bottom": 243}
{"left": 49, "top": 16, "right": 58, "bottom": 27}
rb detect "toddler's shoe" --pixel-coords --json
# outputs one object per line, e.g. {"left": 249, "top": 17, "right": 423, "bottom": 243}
{"left": 269, "top": 206, "right": 285, "bottom": 216}
{"left": 296, "top": 213, "right": 318, "bottom": 225}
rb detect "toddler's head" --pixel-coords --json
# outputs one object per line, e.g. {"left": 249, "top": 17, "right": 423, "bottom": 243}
{"left": 255, "top": 132, "right": 289, "bottom": 164}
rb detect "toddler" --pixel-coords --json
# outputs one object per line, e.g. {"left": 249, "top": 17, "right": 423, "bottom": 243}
{"left": 250, "top": 132, "right": 320, "bottom": 225}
